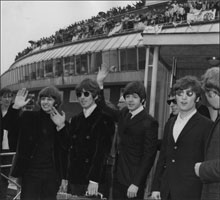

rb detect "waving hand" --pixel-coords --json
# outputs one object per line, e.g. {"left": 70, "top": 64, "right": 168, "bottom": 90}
{"left": 13, "top": 88, "right": 30, "bottom": 109}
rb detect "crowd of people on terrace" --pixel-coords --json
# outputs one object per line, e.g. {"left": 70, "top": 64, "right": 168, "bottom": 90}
{"left": 15, "top": 0, "right": 219, "bottom": 61}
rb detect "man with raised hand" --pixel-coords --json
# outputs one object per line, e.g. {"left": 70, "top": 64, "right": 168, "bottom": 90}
{"left": 97, "top": 64, "right": 158, "bottom": 200}
{"left": 4, "top": 86, "right": 69, "bottom": 200}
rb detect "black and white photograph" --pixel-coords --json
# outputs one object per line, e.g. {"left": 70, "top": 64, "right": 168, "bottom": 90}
{"left": 1, "top": 0, "right": 219, "bottom": 200}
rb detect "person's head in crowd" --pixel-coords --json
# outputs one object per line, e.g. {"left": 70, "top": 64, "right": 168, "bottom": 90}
{"left": 37, "top": 86, "right": 62, "bottom": 113}
{"left": 123, "top": 81, "right": 146, "bottom": 112}
{"left": 167, "top": 88, "right": 179, "bottom": 116}
{"left": 173, "top": 75, "right": 201, "bottom": 114}
{"left": 75, "top": 78, "right": 100, "bottom": 110}
{"left": 117, "top": 95, "right": 127, "bottom": 110}
{"left": 201, "top": 67, "right": 220, "bottom": 111}
{"left": 0, "top": 87, "right": 14, "bottom": 108}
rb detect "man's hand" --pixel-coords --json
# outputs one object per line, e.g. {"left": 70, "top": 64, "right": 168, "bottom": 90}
{"left": 127, "top": 184, "right": 138, "bottom": 198}
{"left": 87, "top": 181, "right": 98, "bottom": 196}
{"left": 96, "top": 63, "right": 112, "bottom": 88}
{"left": 13, "top": 88, "right": 30, "bottom": 109}
{"left": 194, "top": 162, "right": 201, "bottom": 177}
{"left": 50, "top": 107, "right": 65, "bottom": 128}
{"left": 59, "top": 179, "right": 68, "bottom": 193}
{"left": 151, "top": 191, "right": 161, "bottom": 199}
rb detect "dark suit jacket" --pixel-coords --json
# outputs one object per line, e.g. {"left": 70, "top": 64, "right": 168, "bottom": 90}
{"left": 200, "top": 116, "right": 220, "bottom": 200}
{"left": 98, "top": 90, "right": 158, "bottom": 188}
{"left": 68, "top": 106, "right": 114, "bottom": 184}
{"left": 4, "top": 105, "right": 69, "bottom": 179}
{"left": 152, "top": 112, "right": 213, "bottom": 200}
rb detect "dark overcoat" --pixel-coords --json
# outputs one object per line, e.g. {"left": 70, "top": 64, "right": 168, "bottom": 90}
{"left": 68, "top": 106, "right": 114, "bottom": 184}
{"left": 98, "top": 90, "right": 158, "bottom": 188}
{"left": 200, "top": 116, "right": 220, "bottom": 200}
{"left": 152, "top": 112, "right": 213, "bottom": 200}
{"left": 3, "top": 105, "right": 69, "bottom": 179}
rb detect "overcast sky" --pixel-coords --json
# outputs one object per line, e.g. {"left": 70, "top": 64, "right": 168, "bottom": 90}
{"left": 1, "top": 1, "right": 138, "bottom": 75}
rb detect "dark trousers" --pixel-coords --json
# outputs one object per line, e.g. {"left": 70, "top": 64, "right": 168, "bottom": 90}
{"left": 112, "top": 179, "right": 145, "bottom": 200}
{"left": 20, "top": 168, "right": 60, "bottom": 200}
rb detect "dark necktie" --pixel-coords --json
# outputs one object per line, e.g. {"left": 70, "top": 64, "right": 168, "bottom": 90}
{"left": 126, "top": 112, "right": 132, "bottom": 121}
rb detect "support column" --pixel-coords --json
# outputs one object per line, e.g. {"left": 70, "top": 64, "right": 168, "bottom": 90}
{"left": 149, "top": 46, "right": 159, "bottom": 117}
{"left": 144, "top": 46, "right": 150, "bottom": 90}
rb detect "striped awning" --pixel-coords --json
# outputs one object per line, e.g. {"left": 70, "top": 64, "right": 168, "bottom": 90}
{"left": 11, "top": 32, "right": 144, "bottom": 69}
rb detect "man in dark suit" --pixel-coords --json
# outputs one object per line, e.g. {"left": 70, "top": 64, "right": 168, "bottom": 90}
{"left": 194, "top": 67, "right": 220, "bottom": 200}
{"left": 66, "top": 78, "right": 114, "bottom": 198}
{"left": 151, "top": 75, "right": 213, "bottom": 200}
{"left": 97, "top": 64, "right": 158, "bottom": 200}
{"left": 4, "top": 86, "right": 69, "bottom": 200}
{"left": 0, "top": 88, "right": 14, "bottom": 200}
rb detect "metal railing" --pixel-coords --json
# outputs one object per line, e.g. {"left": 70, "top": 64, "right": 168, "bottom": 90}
{"left": 0, "top": 152, "right": 21, "bottom": 200}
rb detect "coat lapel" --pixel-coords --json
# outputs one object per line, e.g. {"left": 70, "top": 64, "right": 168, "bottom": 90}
{"left": 126, "top": 109, "right": 146, "bottom": 127}
{"left": 175, "top": 112, "right": 200, "bottom": 143}
{"left": 168, "top": 116, "right": 177, "bottom": 144}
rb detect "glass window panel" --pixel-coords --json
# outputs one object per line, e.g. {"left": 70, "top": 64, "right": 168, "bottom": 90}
{"left": 90, "top": 52, "right": 102, "bottom": 74}
{"left": 81, "top": 54, "right": 88, "bottom": 74}
{"left": 31, "top": 63, "right": 36, "bottom": 80}
{"left": 102, "top": 50, "right": 118, "bottom": 72}
{"left": 64, "top": 57, "right": 71, "bottom": 76}
{"left": 45, "top": 60, "right": 53, "bottom": 77}
{"left": 24, "top": 65, "right": 29, "bottom": 81}
{"left": 127, "top": 48, "right": 137, "bottom": 70}
{"left": 120, "top": 49, "right": 127, "bottom": 71}
{"left": 36, "top": 62, "right": 44, "bottom": 78}
{"left": 63, "top": 56, "right": 75, "bottom": 76}
{"left": 55, "top": 58, "right": 63, "bottom": 77}
{"left": 76, "top": 54, "right": 88, "bottom": 75}
{"left": 69, "top": 56, "right": 75, "bottom": 75}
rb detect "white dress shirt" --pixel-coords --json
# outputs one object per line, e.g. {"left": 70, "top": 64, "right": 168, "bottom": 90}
{"left": 129, "top": 105, "right": 144, "bottom": 119}
{"left": 83, "top": 104, "right": 97, "bottom": 118}
{"left": 173, "top": 109, "right": 197, "bottom": 142}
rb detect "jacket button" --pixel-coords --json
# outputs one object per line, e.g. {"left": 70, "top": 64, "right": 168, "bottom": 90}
{"left": 85, "top": 159, "right": 89, "bottom": 163}
{"left": 172, "top": 159, "right": 175, "bottom": 163}
{"left": 174, "top": 146, "right": 177, "bottom": 149}
{"left": 86, "top": 136, "right": 90, "bottom": 139}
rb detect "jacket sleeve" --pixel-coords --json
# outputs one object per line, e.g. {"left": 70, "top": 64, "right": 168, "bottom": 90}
{"left": 56, "top": 121, "right": 71, "bottom": 151}
{"left": 199, "top": 159, "right": 220, "bottom": 183}
{"left": 133, "top": 119, "right": 158, "bottom": 187}
{"left": 97, "top": 89, "right": 120, "bottom": 122}
{"left": 87, "top": 117, "right": 113, "bottom": 183}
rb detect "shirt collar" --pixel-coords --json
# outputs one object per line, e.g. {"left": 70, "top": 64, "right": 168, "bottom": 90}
{"left": 130, "top": 105, "right": 144, "bottom": 118}
{"left": 83, "top": 103, "right": 97, "bottom": 118}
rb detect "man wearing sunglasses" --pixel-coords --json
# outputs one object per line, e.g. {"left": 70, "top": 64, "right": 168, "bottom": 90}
{"left": 151, "top": 75, "right": 213, "bottom": 200}
{"left": 194, "top": 67, "right": 220, "bottom": 200}
{"left": 167, "top": 88, "right": 179, "bottom": 120}
{"left": 66, "top": 78, "right": 114, "bottom": 198}
{"left": 3, "top": 86, "right": 69, "bottom": 200}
